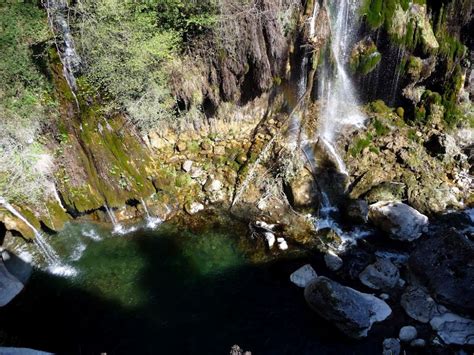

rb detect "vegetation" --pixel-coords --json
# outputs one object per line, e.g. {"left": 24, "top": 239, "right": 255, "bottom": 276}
{"left": 0, "top": 2, "right": 56, "bottom": 204}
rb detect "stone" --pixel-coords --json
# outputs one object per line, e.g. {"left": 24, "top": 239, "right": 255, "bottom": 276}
{"left": 290, "top": 264, "right": 318, "bottom": 288}
{"left": 410, "top": 339, "right": 426, "bottom": 347}
{"left": 399, "top": 326, "right": 417, "bottom": 342}
{"left": 430, "top": 313, "right": 474, "bottom": 345}
{"left": 2, "top": 250, "right": 32, "bottom": 285}
{"left": 285, "top": 170, "right": 317, "bottom": 209}
{"left": 0, "top": 348, "right": 52, "bottom": 355}
{"left": 201, "top": 141, "right": 212, "bottom": 151}
{"left": 184, "top": 202, "right": 204, "bottom": 215}
{"left": 324, "top": 251, "right": 343, "bottom": 271}
{"left": 409, "top": 229, "right": 474, "bottom": 314}
{"left": 368, "top": 201, "right": 428, "bottom": 241}
{"left": 304, "top": 277, "right": 392, "bottom": 338}
{"left": 400, "top": 286, "right": 445, "bottom": 323}
{"left": 379, "top": 293, "right": 389, "bottom": 301}
{"left": 236, "top": 154, "right": 247, "bottom": 164}
{"left": 344, "top": 199, "right": 369, "bottom": 224}
{"left": 359, "top": 258, "right": 399, "bottom": 290}
{"left": 176, "top": 141, "right": 187, "bottom": 152}
{"left": 182, "top": 160, "right": 193, "bottom": 172}
{"left": 382, "top": 338, "right": 400, "bottom": 355}
{"left": 277, "top": 237, "right": 288, "bottom": 251}
{"left": 213, "top": 145, "right": 226, "bottom": 156}
{"left": 204, "top": 178, "right": 223, "bottom": 193}
{"left": 264, "top": 232, "right": 275, "bottom": 249}
{"left": 0, "top": 260, "right": 23, "bottom": 307}
{"left": 190, "top": 167, "right": 204, "bottom": 179}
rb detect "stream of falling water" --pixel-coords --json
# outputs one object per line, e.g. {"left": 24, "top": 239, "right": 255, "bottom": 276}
{"left": 140, "top": 198, "right": 162, "bottom": 229}
{"left": 0, "top": 197, "right": 77, "bottom": 277}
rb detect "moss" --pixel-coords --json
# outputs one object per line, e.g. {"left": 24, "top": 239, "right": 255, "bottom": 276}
{"left": 373, "top": 119, "right": 390, "bottom": 136}
{"left": 396, "top": 107, "right": 405, "bottom": 118}
{"left": 370, "top": 100, "right": 392, "bottom": 114}
{"left": 187, "top": 140, "right": 201, "bottom": 154}
{"left": 350, "top": 40, "right": 381, "bottom": 75}
{"left": 350, "top": 134, "right": 373, "bottom": 157}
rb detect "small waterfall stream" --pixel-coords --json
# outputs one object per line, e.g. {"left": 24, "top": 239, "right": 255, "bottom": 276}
{"left": 0, "top": 197, "right": 76, "bottom": 276}
{"left": 140, "top": 198, "right": 162, "bottom": 229}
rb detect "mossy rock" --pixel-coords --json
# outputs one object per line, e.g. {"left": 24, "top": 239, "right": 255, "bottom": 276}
{"left": 349, "top": 38, "right": 381, "bottom": 75}
{"left": 365, "top": 182, "right": 406, "bottom": 204}
{"left": 40, "top": 201, "right": 71, "bottom": 231}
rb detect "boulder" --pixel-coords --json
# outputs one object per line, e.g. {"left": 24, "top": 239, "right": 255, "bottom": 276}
{"left": 400, "top": 286, "right": 445, "bottom": 323}
{"left": 430, "top": 313, "right": 474, "bottom": 345}
{"left": 285, "top": 170, "right": 317, "bottom": 209}
{"left": 324, "top": 251, "right": 343, "bottom": 272}
{"left": 368, "top": 201, "right": 428, "bottom": 241}
{"left": 290, "top": 264, "right": 317, "bottom": 288}
{"left": 0, "top": 260, "right": 24, "bottom": 307}
{"left": 359, "top": 258, "right": 400, "bottom": 290}
{"left": 409, "top": 229, "right": 474, "bottom": 314}
{"left": 399, "top": 326, "right": 417, "bottom": 342}
{"left": 382, "top": 338, "right": 400, "bottom": 355}
{"left": 0, "top": 348, "right": 52, "bottom": 355}
{"left": 304, "top": 277, "right": 392, "bottom": 338}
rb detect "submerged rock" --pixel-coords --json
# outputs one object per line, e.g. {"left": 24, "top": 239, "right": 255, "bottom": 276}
{"left": 399, "top": 326, "right": 418, "bottom": 342}
{"left": 430, "top": 313, "right": 474, "bottom": 345}
{"left": 400, "top": 286, "right": 445, "bottom": 323}
{"left": 359, "top": 258, "right": 400, "bottom": 290}
{"left": 290, "top": 264, "right": 317, "bottom": 288}
{"left": 382, "top": 338, "right": 400, "bottom": 355}
{"left": 409, "top": 229, "right": 474, "bottom": 314}
{"left": 304, "top": 277, "right": 392, "bottom": 338}
{"left": 368, "top": 201, "right": 428, "bottom": 241}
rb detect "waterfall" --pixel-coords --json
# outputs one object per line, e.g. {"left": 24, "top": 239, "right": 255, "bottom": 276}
{"left": 43, "top": 0, "right": 81, "bottom": 106}
{"left": 140, "top": 198, "right": 162, "bottom": 229}
{"left": 0, "top": 197, "right": 76, "bottom": 277}
{"left": 318, "top": 0, "right": 366, "bottom": 144}
{"left": 104, "top": 205, "right": 125, "bottom": 234}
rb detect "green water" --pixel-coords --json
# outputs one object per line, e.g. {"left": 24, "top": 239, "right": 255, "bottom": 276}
{"left": 0, "top": 211, "right": 380, "bottom": 354}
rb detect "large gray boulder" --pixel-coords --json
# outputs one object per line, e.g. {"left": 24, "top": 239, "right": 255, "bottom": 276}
{"left": 0, "top": 260, "right": 24, "bottom": 307}
{"left": 359, "top": 258, "right": 400, "bottom": 290}
{"left": 409, "top": 229, "right": 474, "bottom": 314}
{"left": 304, "top": 276, "right": 392, "bottom": 338}
{"left": 400, "top": 286, "right": 445, "bottom": 323}
{"left": 430, "top": 313, "right": 474, "bottom": 345}
{"left": 369, "top": 201, "right": 428, "bottom": 241}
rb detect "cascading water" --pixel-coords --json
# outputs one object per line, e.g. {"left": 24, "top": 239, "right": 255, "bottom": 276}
{"left": 0, "top": 197, "right": 76, "bottom": 276}
{"left": 140, "top": 198, "right": 162, "bottom": 229}
{"left": 104, "top": 205, "right": 125, "bottom": 234}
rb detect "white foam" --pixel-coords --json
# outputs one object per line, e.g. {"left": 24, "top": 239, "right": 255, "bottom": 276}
{"left": 82, "top": 228, "right": 102, "bottom": 241}
{"left": 47, "top": 264, "right": 78, "bottom": 278}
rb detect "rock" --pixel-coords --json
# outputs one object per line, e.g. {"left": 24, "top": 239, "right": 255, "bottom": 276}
{"left": 365, "top": 182, "right": 406, "bottom": 204}
{"left": 379, "top": 293, "right": 389, "bottom": 300}
{"left": 229, "top": 345, "right": 251, "bottom": 355}
{"left": 285, "top": 170, "right": 317, "bottom": 209}
{"left": 430, "top": 313, "right": 474, "bottom": 345}
{"left": 204, "top": 178, "right": 223, "bottom": 193}
{"left": 359, "top": 258, "right": 399, "bottom": 290}
{"left": 190, "top": 167, "right": 204, "bottom": 179}
{"left": 176, "top": 141, "right": 187, "bottom": 152}
{"left": 399, "top": 326, "right": 418, "bottom": 342}
{"left": 424, "top": 133, "right": 459, "bottom": 158}
{"left": 324, "top": 251, "right": 343, "bottom": 271}
{"left": 0, "top": 260, "right": 23, "bottom": 307}
{"left": 344, "top": 199, "right": 369, "bottom": 223}
{"left": 400, "top": 286, "right": 445, "bottom": 323}
{"left": 290, "top": 264, "right": 318, "bottom": 288}
{"left": 2, "top": 250, "right": 32, "bottom": 285}
{"left": 368, "top": 201, "right": 428, "bottom": 241}
{"left": 213, "top": 145, "right": 226, "bottom": 156}
{"left": 182, "top": 160, "right": 193, "bottom": 172}
{"left": 410, "top": 338, "right": 426, "bottom": 347}
{"left": 409, "top": 229, "right": 474, "bottom": 314}
{"left": 304, "top": 277, "right": 392, "bottom": 338}
{"left": 277, "top": 237, "right": 288, "bottom": 250}
{"left": 184, "top": 202, "right": 204, "bottom": 215}
{"left": 382, "top": 338, "right": 400, "bottom": 355}
{"left": 201, "top": 141, "right": 212, "bottom": 151}
{"left": 0, "top": 348, "right": 52, "bottom": 355}
{"left": 264, "top": 232, "right": 275, "bottom": 249}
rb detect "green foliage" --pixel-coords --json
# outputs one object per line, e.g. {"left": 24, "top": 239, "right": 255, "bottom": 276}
{"left": 373, "top": 119, "right": 389, "bottom": 136}
{"left": 370, "top": 100, "right": 392, "bottom": 114}
{"left": 350, "top": 134, "right": 373, "bottom": 157}
{"left": 350, "top": 40, "right": 381, "bottom": 75}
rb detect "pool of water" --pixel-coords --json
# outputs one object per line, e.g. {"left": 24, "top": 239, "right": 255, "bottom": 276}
{"left": 0, "top": 211, "right": 381, "bottom": 354}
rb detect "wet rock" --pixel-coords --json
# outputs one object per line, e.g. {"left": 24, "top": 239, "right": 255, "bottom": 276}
{"left": 182, "top": 160, "right": 193, "bottom": 172}
{"left": 430, "top": 313, "right": 474, "bottom": 345}
{"left": 359, "top": 258, "right": 400, "bottom": 290}
{"left": 382, "top": 338, "right": 400, "bottom": 355}
{"left": 410, "top": 339, "right": 426, "bottom": 347}
{"left": 368, "top": 201, "right": 428, "bottom": 241}
{"left": 400, "top": 286, "right": 445, "bottom": 323}
{"left": 0, "top": 260, "right": 23, "bottom": 307}
{"left": 2, "top": 250, "right": 32, "bottom": 284}
{"left": 399, "top": 326, "right": 418, "bottom": 342}
{"left": 344, "top": 199, "right": 369, "bottom": 223}
{"left": 184, "top": 202, "right": 204, "bottom": 215}
{"left": 304, "top": 277, "right": 392, "bottom": 338}
{"left": 290, "top": 264, "right": 317, "bottom": 288}
{"left": 409, "top": 229, "right": 474, "bottom": 314}
{"left": 324, "top": 251, "right": 343, "bottom": 272}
